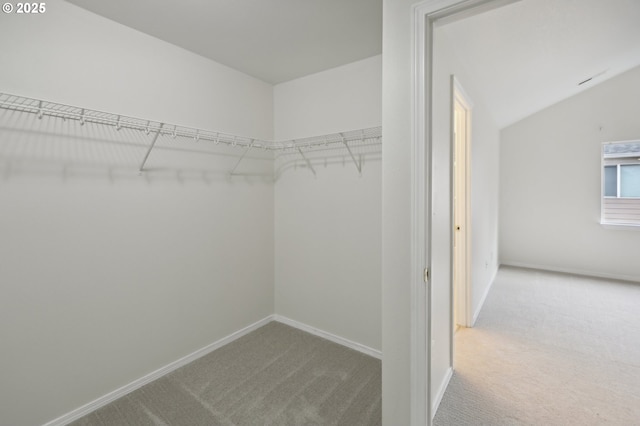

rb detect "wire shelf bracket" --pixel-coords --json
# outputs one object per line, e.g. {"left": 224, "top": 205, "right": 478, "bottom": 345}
{"left": 340, "top": 132, "right": 362, "bottom": 175}
{"left": 228, "top": 139, "right": 254, "bottom": 176}
{"left": 297, "top": 147, "right": 317, "bottom": 177}
{"left": 139, "top": 123, "right": 165, "bottom": 172}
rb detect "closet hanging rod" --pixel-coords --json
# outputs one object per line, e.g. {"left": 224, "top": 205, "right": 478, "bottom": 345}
{"left": 0, "top": 92, "right": 382, "bottom": 156}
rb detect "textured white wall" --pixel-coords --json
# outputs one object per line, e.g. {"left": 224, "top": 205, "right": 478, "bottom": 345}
{"left": 273, "top": 56, "right": 382, "bottom": 351}
{"left": 500, "top": 65, "right": 640, "bottom": 282}
{"left": 0, "top": 2, "right": 274, "bottom": 426}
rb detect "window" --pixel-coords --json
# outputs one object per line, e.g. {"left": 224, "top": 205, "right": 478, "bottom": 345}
{"left": 604, "top": 165, "right": 617, "bottom": 197}
{"left": 604, "top": 164, "right": 640, "bottom": 198}
{"left": 602, "top": 141, "right": 640, "bottom": 227}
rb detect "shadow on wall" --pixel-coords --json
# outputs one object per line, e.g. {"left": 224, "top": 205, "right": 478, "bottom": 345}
{"left": 0, "top": 107, "right": 274, "bottom": 185}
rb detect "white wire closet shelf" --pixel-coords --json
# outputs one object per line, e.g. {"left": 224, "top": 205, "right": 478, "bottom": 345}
{"left": 0, "top": 93, "right": 382, "bottom": 174}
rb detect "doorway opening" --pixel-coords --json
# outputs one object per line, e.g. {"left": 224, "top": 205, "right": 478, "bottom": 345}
{"left": 411, "top": 1, "right": 518, "bottom": 423}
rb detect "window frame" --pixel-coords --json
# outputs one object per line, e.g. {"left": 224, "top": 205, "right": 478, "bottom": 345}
{"left": 603, "top": 163, "right": 640, "bottom": 199}
{"left": 603, "top": 164, "right": 618, "bottom": 198}
{"left": 601, "top": 140, "right": 640, "bottom": 229}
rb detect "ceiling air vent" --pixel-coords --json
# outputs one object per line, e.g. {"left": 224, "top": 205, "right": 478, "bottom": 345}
{"left": 578, "top": 69, "right": 608, "bottom": 86}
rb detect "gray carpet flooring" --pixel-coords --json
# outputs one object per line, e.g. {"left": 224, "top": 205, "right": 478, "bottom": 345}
{"left": 71, "top": 321, "right": 381, "bottom": 426}
{"left": 434, "top": 266, "right": 640, "bottom": 425}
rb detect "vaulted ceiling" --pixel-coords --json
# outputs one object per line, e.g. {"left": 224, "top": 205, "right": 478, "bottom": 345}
{"left": 65, "top": 0, "right": 640, "bottom": 128}
{"left": 440, "top": 0, "right": 640, "bottom": 127}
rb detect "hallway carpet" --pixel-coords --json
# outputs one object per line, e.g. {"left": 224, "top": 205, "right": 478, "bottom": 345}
{"left": 71, "top": 321, "right": 381, "bottom": 426}
{"left": 434, "top": 266, "right": 640, "bottom": 425}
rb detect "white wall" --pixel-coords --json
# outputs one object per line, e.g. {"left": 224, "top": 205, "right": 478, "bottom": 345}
{"left": 0, "top": 2, "right": 274, "bottom": 425}
{"left": 0, "top": 1, "right": 273, "bottom": 138}
{"left": 274, "top": 55, "right": 382, "bottom": 140}
{"left": 431, "top": 28, "right": 501, "bottom": 406}
{"left": 381, "top": 2, "right": 416, "bottom": 420}
{"left": 435, "top": 36, "right": 501, "bottom": 324}
{"left": 500, "top": 65, "right": 640, "bottom": 282}
{"left": 273, "top": 56, "right": 382, "bottom": 351}
{"left": 381, "top": 2, "right": 501, "bottom": 423}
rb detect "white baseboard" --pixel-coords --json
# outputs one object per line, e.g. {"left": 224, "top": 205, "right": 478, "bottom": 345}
{"left": 472, "top": 265, "right": 498, "bottom": 326}
{"left": 432, "top": 366, "right": 453, "bottom": 417}
{"left": 42, "top": 315, "right": 274, "bottom": 426}
{"left": 273, "top": 315, "right": 382, "bottom": 360}
{"left": 500, "top": 261, "right": 640, "bottom": 284}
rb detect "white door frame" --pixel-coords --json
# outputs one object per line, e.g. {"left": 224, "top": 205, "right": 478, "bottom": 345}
{"left": 410, "top": 1, "right": 517, "bottom": 424}
{"left": 451, "top": 75, "right": 473, "bottom": 331}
